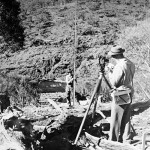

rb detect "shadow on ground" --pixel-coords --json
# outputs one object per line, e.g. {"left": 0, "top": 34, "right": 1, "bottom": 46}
{"left": 38, "top": 114, "right": 108, "bottom": 150}
{"left": 131, "top": 100, "right": 150, "bottom": 116}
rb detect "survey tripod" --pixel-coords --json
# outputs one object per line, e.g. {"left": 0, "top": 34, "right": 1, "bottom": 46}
{"left": 74, "top": 54, "right": 134, "bottom": 144}
{"left": 74, "top": 55, "right": 112, "bottom": 144}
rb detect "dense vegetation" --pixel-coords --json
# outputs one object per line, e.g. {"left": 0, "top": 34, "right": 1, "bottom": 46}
{"left": 0, "top": 0, "right": 24, "bottom": 52}
{"left": 0, "top": 0, "right": 150, "bottom": 105}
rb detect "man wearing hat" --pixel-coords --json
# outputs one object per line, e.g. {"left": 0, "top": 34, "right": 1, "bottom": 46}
{"left": 106, "top": 45, "right": 135, "bottom": 143}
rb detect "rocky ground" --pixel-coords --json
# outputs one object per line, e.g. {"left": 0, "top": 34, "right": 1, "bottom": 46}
{"left": 131, "top": 103, "right": 150, "bottom": 150}
{"left": 19, "top": 95, "right": 150, "bottom": 150}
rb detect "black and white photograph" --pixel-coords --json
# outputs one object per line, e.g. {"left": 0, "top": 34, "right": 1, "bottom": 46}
{"left": 0, "top": 0, "right": 150, "bottom": 150}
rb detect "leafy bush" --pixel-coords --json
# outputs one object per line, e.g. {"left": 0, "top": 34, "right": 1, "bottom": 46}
{"left": 0, "top": 0, "right": 149, "bottom": 102}
{"left": 116, "top": 18, "right": 150, "bottom": 102}
{"left": 0, "top": 73, "right": 39, "bottom": 107}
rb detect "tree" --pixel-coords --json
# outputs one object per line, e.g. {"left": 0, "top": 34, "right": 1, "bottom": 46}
{"left": 0, "top": 0, "right": 24, "bottom": 51}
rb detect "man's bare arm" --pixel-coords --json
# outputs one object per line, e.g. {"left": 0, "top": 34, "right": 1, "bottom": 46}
{"left": 68, "top": 78, "right": 73, "bottom": 83}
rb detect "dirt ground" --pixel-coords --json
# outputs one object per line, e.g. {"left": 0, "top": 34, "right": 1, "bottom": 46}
{"left": 20, "top": 97, "right": 150, "bottom": 150}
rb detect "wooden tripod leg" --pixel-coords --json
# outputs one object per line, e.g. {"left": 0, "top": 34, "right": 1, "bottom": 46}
{"left": 74, "top": 74, "right": 103, "bottom": 145}
{"left": 102, "top": 74, "right": 112, "bottom": 89}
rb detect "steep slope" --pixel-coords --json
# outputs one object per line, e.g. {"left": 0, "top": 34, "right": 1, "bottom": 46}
{"left": 0, "top": 0, "right": 148, "bottom": 97}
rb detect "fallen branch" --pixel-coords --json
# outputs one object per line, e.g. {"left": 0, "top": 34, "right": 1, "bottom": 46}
{"left": 85, "top": 132, "right": 140, "bottom": 150}
{"left": 47, "top": 98, "right": 63, "bottom": 113}
{"left": 99, "top": 139, "right": 139, "bottom": 150}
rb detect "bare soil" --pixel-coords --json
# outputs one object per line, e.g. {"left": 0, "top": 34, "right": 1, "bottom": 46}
{"left": 20, "top": 97, "right": 150, "bottom": 150}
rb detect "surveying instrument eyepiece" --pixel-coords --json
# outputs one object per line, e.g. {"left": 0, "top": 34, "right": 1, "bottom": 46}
{"left": 98, "top": 52, "right": 109, "bottom": 74}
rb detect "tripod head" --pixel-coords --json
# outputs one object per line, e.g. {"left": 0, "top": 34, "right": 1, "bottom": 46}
{"left": 98, "top": 52, "right": 109, "bottom": 73}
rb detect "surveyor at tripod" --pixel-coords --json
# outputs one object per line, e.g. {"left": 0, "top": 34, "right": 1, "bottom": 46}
{"left": 65, "top": 69, "right": 74, "bottom": 106}
{"left": 106, "top": 45, "right": 135, "bottom": 143}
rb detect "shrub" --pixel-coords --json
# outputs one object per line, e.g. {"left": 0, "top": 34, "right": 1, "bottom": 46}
{"left": 116, "top": 18, "right": 150, "bottom": 101}
{"left": 116, "top": 18, "right": 150, "bottom": 65}
{"left": 0, "top": 73, "right": 39, "bottom": 107}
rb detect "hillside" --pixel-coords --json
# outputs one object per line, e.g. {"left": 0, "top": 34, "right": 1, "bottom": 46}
{"left": 0, "top": 0, "right": 150, "bottom": 101}
{"left": 1, "top": 1, "right": 150, "bottom": 150}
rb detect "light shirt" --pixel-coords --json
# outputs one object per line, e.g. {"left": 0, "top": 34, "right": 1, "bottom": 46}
{"left": 109, "top": 58, "right": 135, "bottom": 91}
{"left": 66, "top": 74, "right": 73, "bottom": 85}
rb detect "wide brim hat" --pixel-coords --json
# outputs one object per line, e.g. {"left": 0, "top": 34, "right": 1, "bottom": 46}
{"left": 108, "top": 45, "right": 125, "bottom": 56}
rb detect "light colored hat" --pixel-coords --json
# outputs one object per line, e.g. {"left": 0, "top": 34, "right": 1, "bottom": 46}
{"left": 108, "top": 45, "right": 125, "bottom": 56}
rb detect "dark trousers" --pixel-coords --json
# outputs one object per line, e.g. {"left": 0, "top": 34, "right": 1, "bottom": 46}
{"left": 66, "top": 85, "right": 73, "bottom": 105}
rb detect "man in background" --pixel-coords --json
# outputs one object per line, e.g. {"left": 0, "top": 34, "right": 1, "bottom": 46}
{"left": 65, "top": 70, "right": 74, "bottom": 106}
{"left": 106, "top": 45, "right": 135, "bottom": 143}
